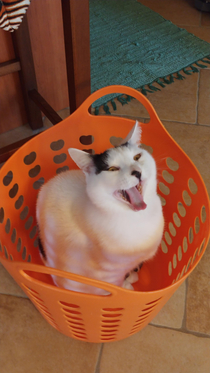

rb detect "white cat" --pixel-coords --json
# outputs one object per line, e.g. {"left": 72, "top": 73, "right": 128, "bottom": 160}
{"left": 36, "top": 121, "right": 164, "bottom": 295}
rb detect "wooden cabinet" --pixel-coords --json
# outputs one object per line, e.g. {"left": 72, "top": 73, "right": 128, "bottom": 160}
{"left": 0, "top": 0, "right": 69, "bottom": 134}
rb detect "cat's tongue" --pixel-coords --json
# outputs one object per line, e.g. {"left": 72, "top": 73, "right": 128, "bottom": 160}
{"left": 126, "top": 186, "right": 147, "bottom": 211}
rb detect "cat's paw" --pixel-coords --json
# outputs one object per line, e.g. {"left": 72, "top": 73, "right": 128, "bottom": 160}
{"left": 124, "top": 263, "right": 143, "bottom": 285}
{"left": 122, "top": 278, "right": 134, "bottom": 291}
{"left": 125, "top": 271, "right": 139, "bottom": 285}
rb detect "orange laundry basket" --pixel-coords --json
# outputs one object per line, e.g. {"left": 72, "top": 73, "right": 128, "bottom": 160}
{"left": 0, "top": 86, "right": 209, "bottom": 343}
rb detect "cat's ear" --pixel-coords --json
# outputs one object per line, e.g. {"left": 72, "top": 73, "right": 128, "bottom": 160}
{"left": 121, "top": 120, "right": 142, "bottom": 146}
{"left": 68, "top": 148, "right": 93, "bottom": 174}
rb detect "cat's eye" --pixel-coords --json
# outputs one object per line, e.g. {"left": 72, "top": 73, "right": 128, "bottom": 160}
{"left": 108, "top": 166, "right": 120, "bottom": 171}
{"left": 134, "top": 153, "right": 142, "bottom": 161}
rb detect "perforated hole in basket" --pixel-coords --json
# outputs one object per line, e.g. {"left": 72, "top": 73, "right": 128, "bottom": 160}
{"left": 201, "top": 205, "right": 206, "bottom": 224}
{"left": 161, "top": 240, "right": 168, "bottom": 254}
{"left": 0, "top": 207, "right": 4, "bottom": 224}
{"left": 15, "top": 195, "right": 24, "bottom": 210}
{"left": 129, "top": 298, "right": 162, "bottom": 335}
{"left": 158, "top": 195, "right": 166, "bottom": 207}
{"left": 109, "top": 136, "right": 122, "bottom": 147}
{"left": 53, "top": 153, "right": 67, "bottom": 165}
{"left": 50, "top": 139, "right": 65, "bottom": 151}
{"left": 25, "top": 216, "right": 33, "bottom": 230}
{"left": 23, "top": 284, "right": 59, "bottom": 329}
{"left": 183, "top": 190, "right": 192, "bottom": 206}
{"left": 100, "top": 308, "right": 124, "bottom": 340}
{"left": 169, "top": 222, "right": 176, "bottom": 237}
{"left": 29, "top": 226, "right": 37, "bottom": 239}
{"left": 11, "top": 228, "right": 17, "bottom": 243}
{"left": 164, "top": 231, "right": 172, "bottom": 246}
{"left": 194, "top": 216, "right": 200, "bottom": 234}
{"left": 20, "top": 206, "right": 29, "bottom": 220}
{"left": 79, "top": 135, "right": 94, "bottom": 146}
{"left": 173, "top": 212, "right": 181, "bottom": 228}
{"left": 3, "top": 245, "right": 9, "bottom": 259}
{"left": 140, "top": 143, "right": 153, "bottom": 154}
{"left": 162, "top": 170, "right": 174, "bottom": 184}
{"left": 3, "top": 170, "right": 13, "bottom": 186}
{"left": 28, "top": 165, "right": 41, "bottom": 178}
{"left": 178, "top": 246, "right": 182, "bottom": 261}
{"left": 158, "top": 182, "right": 170, "bottom": 196}
{"left": 191, "top": 248, "right": 199, "bottom": 265}
{"left": 168, "top": 261, "right": 172, "bottom": 276}
{"left": 188, "top": 227, "right": 194, "bottom": 244}
{"left": 178, "top": 202, "right": 186, "bottom": 218}
{"left": 9, "top": 183, "right": 19, "bottom": 199}
{"left": 183, "top": 236, "right": 188, "bottom": 253}
{"left": 166, "top": 157, "right": 179, "bottom": 171}
{"left": 188, "top": 178, "right": 198, "bottom": 195}
{"left": 33, "top": 177, "right": 45, "bottom": 190}
{"left": 60, "top": 301, "right": 88, "bottom": 340}
{"left": 198, "top": 238, "right": 206, "bottom": 256}
{"left": 56, "top": 166, "right": 70, "bottom": 174}
{"left": 5, "top": 218, "right": 11, "bottom": 234}
{"left": 24, "top": 151, "right": 37, "bottom": 165}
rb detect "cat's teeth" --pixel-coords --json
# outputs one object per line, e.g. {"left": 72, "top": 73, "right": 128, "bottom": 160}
{"left": 121, "top": 190, "right": 127, "bottom": 200}
{"left": 120, "top": 190, "right": 128, "bottom": 201}
{"left": 136, "top": 184, "right": 142, "bottom": 193}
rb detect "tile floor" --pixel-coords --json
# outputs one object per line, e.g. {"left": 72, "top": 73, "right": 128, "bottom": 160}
{"left": 0, "top": 1, "right": 210, "bottom": 372}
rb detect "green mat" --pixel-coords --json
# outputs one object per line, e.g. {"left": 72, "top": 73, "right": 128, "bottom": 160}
{"left": 90, "top": 0, "right": 210, "bottom": 112}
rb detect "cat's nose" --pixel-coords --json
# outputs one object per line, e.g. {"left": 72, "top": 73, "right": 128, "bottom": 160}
{"left": 131, "top": 170, "right": 141, "bottom": 181}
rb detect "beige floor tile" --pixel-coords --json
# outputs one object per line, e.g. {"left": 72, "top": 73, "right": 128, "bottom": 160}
{"left": 198, "top": 69, "right": 210, "bottom": 125}
{"left": 0, "top": 120, "right": 51, "bottom": 150}
{"left": 100, "top": 325, "right": 210, "bottom": 373}
{"left": 201, "top": 12, "right": 210, "bottom": 27}
{"left": 0, "top": 123, "right": 37, "bottom": 149}
{"left": 138, "top": 0, "right": 201, "bottom": 26}
{"left": 162, "top": 121, "right": 210, "bottom": 194}
{"left": 186, "top": 241, "right": 210, "bottom": 335}
{"left": 146, "top": 73, "right": 199, "bottom": 124}
{"left": 96, "top": 73, "right": 199, "bottom": 124}
{"left": 151, "top": 281, "right": 186, "bottom": 329}
{"left": 0, "top": 294, "right": 101, "bottom": 373}
{"left": 0, "top": 263, "right": 27, "bottom": 298}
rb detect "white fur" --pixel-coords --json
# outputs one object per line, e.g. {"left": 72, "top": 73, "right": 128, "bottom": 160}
{"left": 36, "top": 121, "right": 164, "bottom": 295}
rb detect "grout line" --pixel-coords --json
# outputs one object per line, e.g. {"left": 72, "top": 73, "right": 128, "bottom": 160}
{"left": 94, "top": 343, "right": 104, "bottom": 373}
{"left": 0, "top": 292, "right": 28, "bottom": 299}
{"left": 143, "top": 117, "right": 210, "bottom": 128}
{"left": 149, "top": 323, "right": 210, "bottom": 339}
{"left": 181, "top": 278, "right": 188, "bottom": 329}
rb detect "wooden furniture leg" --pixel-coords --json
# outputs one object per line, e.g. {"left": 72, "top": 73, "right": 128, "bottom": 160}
{"left": 61, "top": 0, "right": 91, "bottom": 111}
{"left": 12, "top": 16, "right": 44, "bottom": 131}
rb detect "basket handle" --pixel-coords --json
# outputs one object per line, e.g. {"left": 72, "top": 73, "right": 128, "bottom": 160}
{"left": 11, "top": 261, "right": 124, "bottom": 296}
{"left": 81, "top": 85, "right": 161, "bottom": 123}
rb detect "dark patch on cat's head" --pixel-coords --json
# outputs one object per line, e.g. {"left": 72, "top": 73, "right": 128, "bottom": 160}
{"left": 91, "top": 150, "right": 109, "bottom": 174}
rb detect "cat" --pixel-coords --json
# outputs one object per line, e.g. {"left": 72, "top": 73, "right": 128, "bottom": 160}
{"left": 36, "top": 121, "right": 164, "bottom": 295}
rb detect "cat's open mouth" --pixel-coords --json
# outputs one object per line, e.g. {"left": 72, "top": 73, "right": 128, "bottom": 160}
{"left": 114, "top": 182, "right": 147, "bottom": 211}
